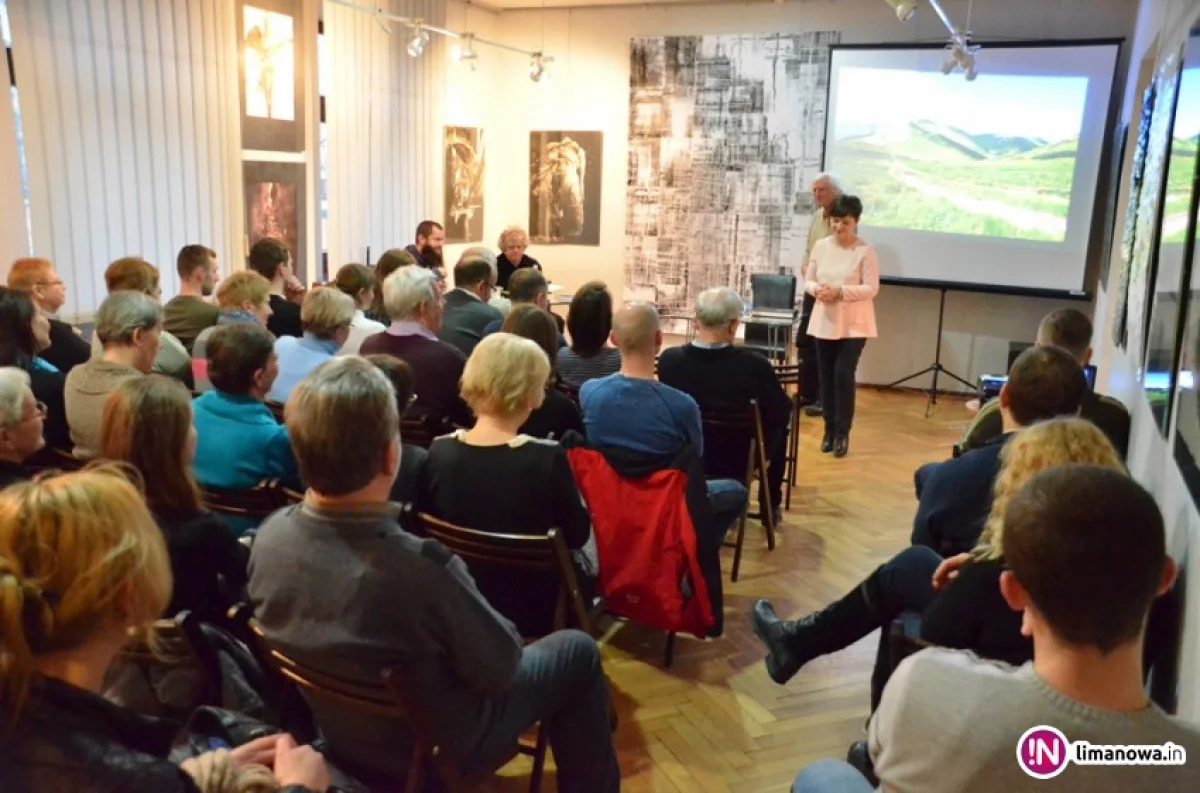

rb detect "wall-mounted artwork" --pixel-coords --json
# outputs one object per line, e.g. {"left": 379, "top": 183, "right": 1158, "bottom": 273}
{"left": 626, "top": 33, "right": 839, "bottom": 330}
{"left": 445, "top": 126, "right": 485, "bottom": 243}
{"left": 1125, "top": 50, "right": 1184, "bottom": 374}
{"left": 244, "top": 161, "right": 306, "bottom": 269}
{"left": 240, "top": 0, "right": 304, "bottom": 152}
{"left": 1114, "top": 86, "right": 1156, "bottom": 348}
{"left": 530, "top": 131, "right": 603, "bottom": 246}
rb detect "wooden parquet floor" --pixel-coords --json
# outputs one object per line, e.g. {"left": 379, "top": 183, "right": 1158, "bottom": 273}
{"left": 488, "top": 389, "right": 970, "bottom": 793}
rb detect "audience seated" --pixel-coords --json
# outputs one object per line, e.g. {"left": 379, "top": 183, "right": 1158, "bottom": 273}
{"left": 0, "top": 288, "right": 70, "bottom": 451}
{"left": 247, "top": 357, "right": 618, "bottom": 790}
{"left": 417, "top": 333, "right": 596, "bottom": 635}
{"left": 192, "top": 323, "right": 301, "bottom": 491}
{"left": 267, "top": 288, "right": 355, "bottom": 403}
{"left": 658, "top": 286, "right": 792, "bottom": 526}
{"left": 581, "top": 303, "right": 747, "bottom": 544}
{"left": 191, "top": 270, "right": 274, "bottom": 392}
{"left": 482, "top": 268, "right": 565, "bottom": 345}
{"left": 67, "top": 291, "right": 160, "bottom": 459}
{"left": 0, "top": 467, "right": 329, "bottom": 793}
{"left": 363, "top": 247, "right": 416, "bottom": 325}
{"left": 960, "top": 308, "right": 1131, "bottom": 459}
{"left": 366, "top": 355, "right": 427, "bottom": 506}
{"left": 791, "top": 466, "right": 1200, "bottom": 793}
{"left": 332, "top": 263, "right": 385, "bottom": 355}
{"left": 163, "top": 244, "right": 220, "bottom": 354}
{"left": 557, "top": 281, "right": 622, "bottom": 388}
{"left": 246, "top": 237, "right": 304, "bottom": 339}
{"left": 439, "top": 254, "right": 503, "bottom": 357}
{"left": 910, "top": 345, "right": 1086, "bottom": 556}
{"left": 7, "top": 257, "right": 91, "bottom": 373}
{"left": 0, "top": 368, "right": 46, "bottom": 487}
{"left": 89, "top": 257, "right": 191, "bottom": 383}
{"left": 752, "top": 418, "right": 1120, "bottom": 709}
{"left": 502, "top": 304, "right": 584, "bottom": 440}
{"left": 360, "top": 265, "right": 473, "bottom": 428}
{"left": 100, "top": 375, "right": 246, "bottom": 624}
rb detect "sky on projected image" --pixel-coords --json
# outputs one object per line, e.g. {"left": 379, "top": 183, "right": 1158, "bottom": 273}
{"left": 828, "top": 67, "right": 1089, "bottom": 242}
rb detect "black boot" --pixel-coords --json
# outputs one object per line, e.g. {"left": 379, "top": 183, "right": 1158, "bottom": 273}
{"left": 834, "top": 434, "right": 849, "bottom": 458}
{"left": 749, "top": 574, "right": 883, "bottom": 684}
{"left": 820, "top": 432, "right": 834, "bottom": 453}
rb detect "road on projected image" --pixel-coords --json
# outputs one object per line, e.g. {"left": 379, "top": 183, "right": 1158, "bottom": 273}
{"left": 888, "top": 163, "right": 1067, "bottom": 239}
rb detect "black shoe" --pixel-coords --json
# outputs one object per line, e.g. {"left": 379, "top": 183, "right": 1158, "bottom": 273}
{"left": 750, "top": 599, "right": 805, "bottom": 684}
{"left": 846, "top": 741, "right": 879, "bottom": 787}
{"left": 805, "top": 402, "right": 824, "bottom": 417}
{"left": 820, "top": 433, "right": 834, "bottom": 453}
{"left": 834, "top": 435, "right": 849, "bottom": 458}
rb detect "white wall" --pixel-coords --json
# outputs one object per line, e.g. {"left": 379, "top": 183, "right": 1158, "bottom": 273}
{"left": 1091, "top": 0, "right": 1200, "bottom": 728}
{"left": 481, "top": 0, "right": 1137, "bottom": 387}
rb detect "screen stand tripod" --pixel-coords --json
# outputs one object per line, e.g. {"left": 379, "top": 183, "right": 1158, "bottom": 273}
{"left": 883, "top": 287, "right": 975, "bottom": 418}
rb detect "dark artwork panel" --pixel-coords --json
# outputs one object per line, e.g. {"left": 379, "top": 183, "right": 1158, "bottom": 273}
{"left": 244, "top": 161, "right": 307, "bottom": 278}
{"left": 444, "top": 126, "right": 485, "bottom": 243}
{"left": 1173, "top": 26, "right": 1200, "bottom": 512}
{"left": 1114, "top": 86, "right": 1156, "bottom": 347}
{"left": 240, "top": 0, "right": 305, "bottom": 153}
{"left": 530, "top": 131, "right": 603, "bottom": 246}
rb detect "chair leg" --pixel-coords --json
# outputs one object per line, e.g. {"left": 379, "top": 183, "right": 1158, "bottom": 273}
{"left": 664, "top": 632, "right": 676, "bottom": 667}
{"left": 730, "top": 512, "right": 747, "bottom": 582}
{"left": 529, "top": 724, "right": 550, "bottom": 793}
{"left": 758, "top": 450, "right": 776, "bottom": 552}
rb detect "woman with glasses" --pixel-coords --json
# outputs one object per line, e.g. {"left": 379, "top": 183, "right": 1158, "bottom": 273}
{"left": 0, "top": 287, "right": 70, "bottom": 452}
{"left": 0, "top": 367, "right": 46, "bottom": 487}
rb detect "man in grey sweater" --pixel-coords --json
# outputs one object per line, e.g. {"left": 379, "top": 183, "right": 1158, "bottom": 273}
{"left": 247, "top": 357, "right": 618, "bottom": 791}
{"left": 790, "top": 465, "right": 1200, "bottom": 793}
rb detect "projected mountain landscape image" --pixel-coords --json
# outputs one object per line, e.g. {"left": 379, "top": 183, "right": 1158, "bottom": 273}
{"left": 828, "top": 67, "right": 1090, "bottom": 242}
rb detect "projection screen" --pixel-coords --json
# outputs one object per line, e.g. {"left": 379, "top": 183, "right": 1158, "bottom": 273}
{"left": 823, "top": 42, "right": 1121, "bottom": 295}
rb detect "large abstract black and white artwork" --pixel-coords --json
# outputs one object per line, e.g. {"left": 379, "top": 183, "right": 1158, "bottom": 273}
{"left": 627, "top": 32, "right": 839, "bottom": 329}
{"left": 530, "top": 131, "right": 603, "bottom": 246}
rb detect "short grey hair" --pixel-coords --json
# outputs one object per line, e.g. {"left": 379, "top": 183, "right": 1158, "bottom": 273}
{"left": 813, "top": 172, "right": 843, "bottom": 194}
{"left": 382, "top": 266, "right": 440, "bottom": 321}
{"left": 95, "top": 290, "right": 162, "bottom": 347}
{"left": 459, "top": 246, "right": 497, "bottom": 271}
{"left": 695, "top": 287, "right": 743, "bottom": 328}
{"left": 0, "top": 367, "right": 32, "bottom": 428}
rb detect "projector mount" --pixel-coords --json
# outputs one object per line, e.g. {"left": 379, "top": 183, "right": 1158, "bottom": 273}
{"left": 889, "top": 0, "right": 981, "bottom": 81}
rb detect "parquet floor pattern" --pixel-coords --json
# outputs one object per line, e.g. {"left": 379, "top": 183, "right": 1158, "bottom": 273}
{"left": 488, "top": 390, "right": 970, "bottom": 792}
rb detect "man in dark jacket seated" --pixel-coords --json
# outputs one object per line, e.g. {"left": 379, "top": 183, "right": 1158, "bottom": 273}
{"left": 248, "top": 357, "right": 618, "bottom": 791}
{"left": 911, "top": 345, "right": 1086, "bottom": 556}
{"left": 658, "top": 286, "right": 792, "bottom": 527}
{"left": 438, "top": 255, "right": 502, "bottom": 357}
{"left": 581, "top": 302, "right": 747, "bottom": 543}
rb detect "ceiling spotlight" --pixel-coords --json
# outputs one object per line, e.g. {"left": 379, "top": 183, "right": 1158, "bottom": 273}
{"left": 884, "top": 0, "right": 919, "bottom": 22}
{"left": 942, "top": 37, "right": 981, "bottom": 81}
{"left": 407, "top": 25, "right": 429, "bottom": 58}
{"left": 453, "top": 34, "right": 478, "bottom": 70}
{"left": 529, "top": 51, "right": 553, "bottom": 83}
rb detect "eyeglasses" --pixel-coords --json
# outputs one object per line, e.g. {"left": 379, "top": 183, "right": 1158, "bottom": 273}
{"left": 19, "top": 402, "right": 46, "bottom": 424}
{"left": 36, "top": 280, "right": 64, "bottom": 287}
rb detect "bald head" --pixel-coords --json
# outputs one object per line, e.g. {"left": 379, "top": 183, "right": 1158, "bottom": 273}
{"left": 612, "top": 302, "right": 661, "bottom": 355}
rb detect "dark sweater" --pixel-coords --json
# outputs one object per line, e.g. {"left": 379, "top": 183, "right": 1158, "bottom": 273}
{"left": 496, "top": 253, "right": 542, "bottom": 291}
{"left": 359, "top": 332, "right": 472, "bottom": 427}
{"left": 911, "top": 434, "right": 1011, "bottom": 556}
{"left": 388, "top": 442, "right": 428, "bottom": 505}
{"left": 520, "top": 388, "right": 584, "bottom": 440}
{"left": 247, "top": 502, "right": 523, "bottom": 782}
{"left": 31, "top": 366, "right": 71, "bottom": 451}
{"left": 154, "top": 507, "right": 248, "bottom": 624}
{"left": 267, "top": 295, "right": 302, "bottom": 338}
{"left": 921, "top": 558, "right": 1031, "bottom": 667}
{"left": 0, "top": 459, "right": 32, "bottom": 489}
{"left": 417, "top": 432, "right": 592, "bottom": 635}
{"left": 963, "top": 389, "right": 1132, "bottom": 460}
{"left": 42, "top": 318, "right": 92, "bottom": 374}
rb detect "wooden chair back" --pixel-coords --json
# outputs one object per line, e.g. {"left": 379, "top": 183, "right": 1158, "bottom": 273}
{"left": 265, "top": 400, "right": 286, "bottom": 423}
{"left": 416, "top": 514, "right": 595, "bottom": 636}
{"left": 202, "top": 479, "right": 297, "bottom": 522}
{"left": 399, "top": 416, "right": 437, "bottom": 449}
{"left": 118, "top": 610, "right": 220, "bottom": 709}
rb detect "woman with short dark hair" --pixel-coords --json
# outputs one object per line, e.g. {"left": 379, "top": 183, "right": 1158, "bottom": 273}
{"left": 503, "top": 305, "right": 583, "bottom": 440}
{"left": 366, "top": 354, "right": 428, "bottom": 505}
{"left": 335, "top": 263, "right": 386, "bottom": 355}
{"left": 0, "top": 287, "right": 69, "bottom": 450}
{"left": 557, "top": 281, "right": 621, "bottom": 388}
{"left": 804, "top": 194, "right": 879, "bottom": 458}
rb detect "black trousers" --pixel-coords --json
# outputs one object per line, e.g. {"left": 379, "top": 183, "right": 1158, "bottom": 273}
{"left": 815, "top": 337, "right": 867, "bottom": 436}
{"left": 796, "top": 293, "right": 820, "bottom": 403}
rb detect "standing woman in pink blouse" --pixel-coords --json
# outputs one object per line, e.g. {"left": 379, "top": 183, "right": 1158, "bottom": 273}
{"left": 804, "top": 195, "right": 879, "bottom": 458}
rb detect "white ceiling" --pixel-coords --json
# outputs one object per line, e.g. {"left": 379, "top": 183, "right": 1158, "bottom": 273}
{"left": 478, "top": 0, "right": 787, "bottom": 10}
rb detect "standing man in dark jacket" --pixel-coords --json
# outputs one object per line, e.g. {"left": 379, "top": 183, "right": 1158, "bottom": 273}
{"left": 7, "top": 257, "right": 91, "bottom": 373}
{"left": 659, "top": 286, "right": 793, "bottom": 527}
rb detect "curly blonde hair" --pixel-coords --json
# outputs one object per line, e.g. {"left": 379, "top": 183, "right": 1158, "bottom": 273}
{"left": 975, "top": 417, "right": 1124, "bottom": 560}
{"left": 497, "top": 226, "right": 528, "bottom": 250}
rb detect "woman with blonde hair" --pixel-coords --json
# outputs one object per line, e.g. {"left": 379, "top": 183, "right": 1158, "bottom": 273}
{"left": 496, "top": 225, "right": 542, "bottom": 291}
{"left": 750, "top": 417, "right": 1125, "bottom": 706}
{"left": 100, "top": 376, "right": 246, "bottom": 623}
{"left": 191, "top": 271, "right": 274, "bottom": 393}
{"left": 0, "top": 467, "right": 328, "bottom": 792}
{"left": 267, "top": 288, "right": 356, "bottom": 403}
{"left": 417, "top": 332, "right": 594, "bottom": 635}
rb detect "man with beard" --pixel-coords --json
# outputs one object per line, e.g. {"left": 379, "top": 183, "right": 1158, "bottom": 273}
{"left": 406, "top": 220, "right": 446, "bottom": 273}
{"left": 164, "top": 244, "right": 221, "bottom": 353}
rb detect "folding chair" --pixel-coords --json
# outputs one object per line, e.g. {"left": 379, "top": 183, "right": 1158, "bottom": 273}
{"left": 699, "top": 400, "right": 775, "bottom": 582}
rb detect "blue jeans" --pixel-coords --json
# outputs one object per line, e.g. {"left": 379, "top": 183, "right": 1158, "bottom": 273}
{"left": 792, "top": 759, "right": 875, "bottom": 793}
{"left": 706, "top": 478, "right": 748, "bottom": 543}
{"left": 465, "top": 630, "right": 619, "bottom": 793}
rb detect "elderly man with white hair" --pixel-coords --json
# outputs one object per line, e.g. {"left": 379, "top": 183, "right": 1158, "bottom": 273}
{"left": 0, "top": 367, "right": 45, "bottom": 487}
{"left": 360, "top": 265, "right": 472, "bottom": 428}
{"left": 798, "top": 172, "right": 843, "bottom": 417}
{"left": 659, "top": 287, "right": 793, "bottom": 528}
